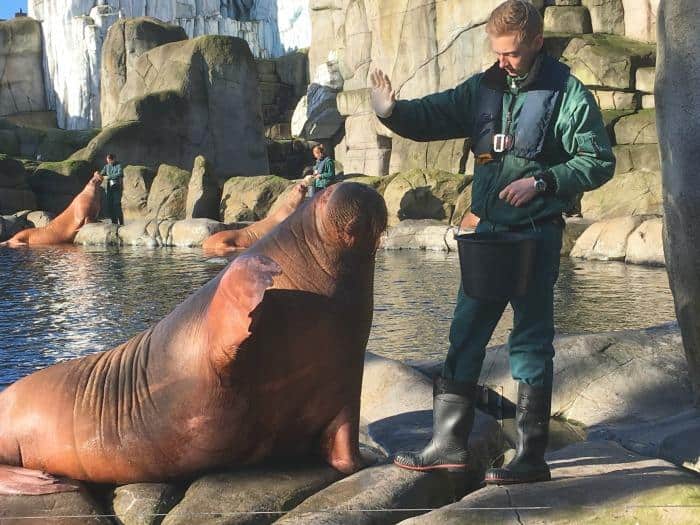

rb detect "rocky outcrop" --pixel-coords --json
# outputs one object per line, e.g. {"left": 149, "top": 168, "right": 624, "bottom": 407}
{"left": 146, "top": 164, "right": 191, "bottom": 222}
{"left": 0, "top": 154, "right": 36, "bottom": 214}
{"left": 581, "top": 169, "right": 662, "bottom": 220}
{"left": 0, "top": 118, "right": 98, "bottom": 162}
{"left": 100, "top": 17, "right": 188, "bottom": 127}
{"left": 28, "top": 0, "right": 284, "bottom": 129}
{"left": 220, "top": 174, "right": 292, "bottom": 223}
{"left": 382, "top": 169, "right": 468, "bottom": 227}
{"left": 0, "top": 17, "right": 46, "bottom": 117}
{"left": 74, "top": 222, "right": 120, "bottom": 246}
{"left": 0, "top": 487, "right": 112, "bottom": 525}
{"left": 400, "top": 440, "right": 700, "bottom": 525}
{"left": 28, "top": 160, "right": 94, "bottom": 214}
{"left": 185, "top": 156, "right": 220, "bottom": 220}
{"left": 122, "top": 165, "right": 155, "bottom": 223}
{"left": 570, "top": 215, "right": 648, "bottom": 261}
{"left": 73, "top": 35, "right": 270, "bottom": 181}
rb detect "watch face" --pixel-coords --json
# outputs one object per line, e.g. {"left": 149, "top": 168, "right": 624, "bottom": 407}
{"left": 535, "top": 179, "right": 546, "bottom": 192}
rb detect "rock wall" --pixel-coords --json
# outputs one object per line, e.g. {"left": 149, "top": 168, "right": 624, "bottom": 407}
{"left": 28, "top": 0, "right": 284, "bottom": 130}
{"left": 0, "top": 17, "right": 46, "bottom": 117}
{"left": 309, "top": 0, "right": 660, "bottom": 176}
{"left": 73, "top": 35, "right": 269, "bottom": 181}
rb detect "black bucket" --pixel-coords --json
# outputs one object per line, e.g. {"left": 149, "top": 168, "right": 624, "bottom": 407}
{"left": 455, "top": 231, "right": 538, "bottom": 301}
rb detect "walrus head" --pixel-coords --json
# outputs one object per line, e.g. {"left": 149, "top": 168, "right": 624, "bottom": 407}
{"left": 314, "top": 182, "right": 388, "bottom": 252}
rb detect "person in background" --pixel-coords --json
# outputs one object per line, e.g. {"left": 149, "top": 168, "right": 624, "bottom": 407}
{"left": 311, "top": 145, "right": 335, "bottom": 195}
{"left": 97, "top": 153, "right": 124, "bottom": 225}
{"left": 371, "top": 0, "right": 614, "bottom": 484}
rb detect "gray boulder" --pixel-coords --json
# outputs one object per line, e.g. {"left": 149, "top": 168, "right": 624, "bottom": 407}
{"left": 146, "top": 165, "right": 191, "bottom": 222}
{"left": 112, "top": 482, "right": 186, "bottom": 525}
{"left": 0, "top": 212, "right": 31, "bottom": 242}
{"left": 0, "top": 154, "right": 36, "bottom": 214}
{"left": 220, "top": 175, "right": 292, "bottom": 223}
{"left": 381, "top": 219, "right": 454, "bottom": 252}
{"left": 543, "top": 6, "right": 592, "bottom": 34}
{"left": 581, "top": 0, "right": 625, "bottom": 35}
{"left": 170, "top": 219, "right": 229, "bottom": 247}
{"left": 581, "top": 169, "right": 662, "bottom": 220}
{"left": 122, "top": 165, "right": 156, "bottom": 224}
{"left": 399, "top": 441, "right": 700, "bottom": 525}
{"left": 185, "top": 156, "right": 220, "bottom": 220}
{"left": 74, "top": 36, "right": 269, "bottom": 182}
{"left": 0, "top": 488, "right": 112, "bottom": 525}
{"left": 101, "top": 17, "right": 188, "bottom": 127}
{"left": 570, "top": 216, "right": 648, "bottom": 260}
{"left": 28, "top": 160, "right": 94, "bottom": 214}
{"left": 478, "top": 323, "right": 692, "bottom": 429}
{"left": 161, "top": 464, "right": 344, "bottom": 525}
{"left": 613, "top": 110, "right": 658, "bottom": 144}
{"left": 625, "top": 217, "right": 664, "bottom": 266}
{"left": 0, "top": 17, "right": 46, "bottom": 116}
{"left": 74, "top": 222, "right": 121, "bottom": 246}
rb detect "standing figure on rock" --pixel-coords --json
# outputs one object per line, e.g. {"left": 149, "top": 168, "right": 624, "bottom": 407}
{"left": 371, "top": 0, "right": 615, "bottom": 483}
{"left": 98, "top": 153, "right": 124, "bottom": 225}
{"left": 310, "top": 144, "right": 336, "bottom": 197}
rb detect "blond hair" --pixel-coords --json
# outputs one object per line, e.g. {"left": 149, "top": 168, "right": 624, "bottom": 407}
{"left": 486, "top": 0, "right": 543, "bottom": 44}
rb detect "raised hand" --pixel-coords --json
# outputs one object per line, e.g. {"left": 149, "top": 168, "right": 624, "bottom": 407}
{"left": 370, "top": 69, "right": 397, "bottom": 118}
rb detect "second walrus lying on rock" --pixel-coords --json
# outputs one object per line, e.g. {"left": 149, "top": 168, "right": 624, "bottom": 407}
{"left": 0, "top": 173, "right": 103, "bottom": 247}
{"left": 202, "top": 183, "right": 308, "bottom": 255}
{"left": 0, "top": 182, "right": 388, "bottom": 495}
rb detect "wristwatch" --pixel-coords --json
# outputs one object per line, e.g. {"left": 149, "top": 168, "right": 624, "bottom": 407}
{"left": 534, "top": 176, "right": 547, "bottom": 193}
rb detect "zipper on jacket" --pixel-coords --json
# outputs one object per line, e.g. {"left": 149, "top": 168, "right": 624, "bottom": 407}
{"left": 483, "top": 92, "right": 517, "bottom": 223}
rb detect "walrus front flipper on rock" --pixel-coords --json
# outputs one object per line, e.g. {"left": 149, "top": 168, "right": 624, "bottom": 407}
{"left": 0, "top": 182, "right": 388, "bottom": 491}
{"left": 0, "top": 466, "right": 79, "bottom": 495}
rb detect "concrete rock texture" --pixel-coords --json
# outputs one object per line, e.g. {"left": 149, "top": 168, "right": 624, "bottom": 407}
{"left": 0, "top": 17, "right": 46, "bottom": 117}
{"left": 74, "top": 36, "right": 270, "bottom": 181}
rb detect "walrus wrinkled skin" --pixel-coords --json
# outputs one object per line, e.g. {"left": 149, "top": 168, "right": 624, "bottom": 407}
{"left": 0, "top": 174, "right": 102, "bottom": 247}
{"left": 657, "top": 0, "right": 700, "bottom": 405}
{"left": 203, "top": 183, "right": 308, "bottom": 255}
{"left": 0, "top": 182, "right": 388, "bottom": 495}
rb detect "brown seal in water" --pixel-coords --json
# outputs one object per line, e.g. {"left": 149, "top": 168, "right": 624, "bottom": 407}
{"left": 0, "top": 182, "right": 387, "bottom": 494}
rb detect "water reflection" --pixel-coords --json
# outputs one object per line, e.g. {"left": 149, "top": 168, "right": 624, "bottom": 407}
{"left": 0, "top": 248, "right": 675, "bottom": 386}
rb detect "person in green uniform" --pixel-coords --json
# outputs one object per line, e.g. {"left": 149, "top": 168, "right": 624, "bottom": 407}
{"left": 371, "top": 0, "right": 614, "bottom": 484}
{"left": 99, "top": 153, "right": 124, "bottom": 225}
{"left": 311, "top": 145, "right": 335, "bottom": 195}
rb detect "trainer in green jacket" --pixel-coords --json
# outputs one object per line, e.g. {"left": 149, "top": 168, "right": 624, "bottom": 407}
{"left": 100, "top": 153, "right": 124, "bottom": 225}
{"left": 312, "top": 144, "right": 335, "bottom": 191}
{"left": 371, "top": 0, "right": 614, "bottom": 484}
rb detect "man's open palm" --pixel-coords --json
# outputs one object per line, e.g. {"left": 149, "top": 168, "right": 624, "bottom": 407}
{"left": 370, "top": 69, "right": 396, "bottom": 118}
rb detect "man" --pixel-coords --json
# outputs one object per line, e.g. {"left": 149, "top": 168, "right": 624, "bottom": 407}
{"left": 311, "top": 144, "right": 335, "bottom": 195}
{"left": 98, "top": 153, "right": 124, "bottom": 225}
{"left": 371, "top": 0, "right": 614, "bottom": 484}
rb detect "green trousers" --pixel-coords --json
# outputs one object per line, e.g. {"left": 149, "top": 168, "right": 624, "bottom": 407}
{"left": 443, "top": 219, "right": 563, "bottom": 387}
{"left": 106, "top": 185, "right": 124, "bottom": 225}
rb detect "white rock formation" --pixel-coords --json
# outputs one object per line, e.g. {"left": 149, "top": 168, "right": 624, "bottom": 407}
{"left": 277, "top": 0, "right": 310, "bottom": 52}
{"left": 28, "top": 0, "right": 285, "bottom": 129}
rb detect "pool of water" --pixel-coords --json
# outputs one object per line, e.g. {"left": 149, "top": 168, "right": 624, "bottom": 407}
{"left": 0, "top": 246, "right": 676, "bottom": 386}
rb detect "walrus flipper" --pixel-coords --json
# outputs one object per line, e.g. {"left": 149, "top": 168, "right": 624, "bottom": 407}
{"left": 0, "top": 465, "right": 79, "bottom": 495}
{"left": 208, "top": 255, "right": 282, "bottom": 370}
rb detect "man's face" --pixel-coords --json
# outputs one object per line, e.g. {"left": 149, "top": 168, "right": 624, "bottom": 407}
{"left": 489, "top": 32, "right": 543, "bottom": 77}
{"left": 106, "top": 157, "right": 114, "bottom": 165}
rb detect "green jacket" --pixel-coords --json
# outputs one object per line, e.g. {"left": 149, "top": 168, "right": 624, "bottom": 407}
{"left": 100, "top": 162, "right": 124, "bottom": 189}
{"left": 314, "top": 157, "right": 335, "bottom": 189}
{"left": 380, "top": 55, "right": 615, "bottom": 226}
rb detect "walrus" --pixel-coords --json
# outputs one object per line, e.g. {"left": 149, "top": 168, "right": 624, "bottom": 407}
{"left": 657, "top": 0, "right": 700, "bottom": 405}
{"left": 0, "top": 173, "right": 103, "bottom": 247}
{"left": 203, "top": 183, "right": 308, "bottom": 255}
{"left": 0, "top": 182, "right": 388, "bottom": 495}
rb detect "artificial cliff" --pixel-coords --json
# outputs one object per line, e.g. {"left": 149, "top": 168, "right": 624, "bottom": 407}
{"left": 28, "top": 0, "right": 285, "bottom": 129}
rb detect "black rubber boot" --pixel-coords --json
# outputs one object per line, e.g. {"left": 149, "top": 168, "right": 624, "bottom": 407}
{"left": 485, "top": 382, "right": 552, "bottom": 484}
{"left": 393, "top": 376, "right": 477, "bottom": 472}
